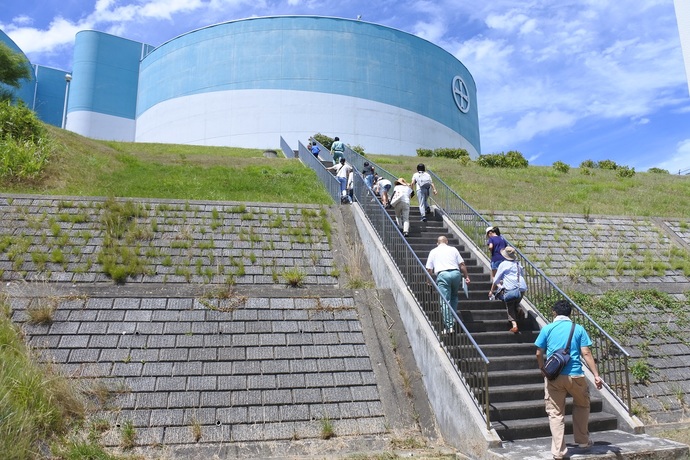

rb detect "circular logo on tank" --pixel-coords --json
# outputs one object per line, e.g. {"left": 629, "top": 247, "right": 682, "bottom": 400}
{"left": 452, "top": 76, "right": 470, "bottom": 113}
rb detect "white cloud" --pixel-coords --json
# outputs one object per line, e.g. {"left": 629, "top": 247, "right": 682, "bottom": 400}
{"left": 652, "top": 139, "right": 690, "bottom": 173}
{"left": 3, "top": 18, "right": 87, "bottom": 54}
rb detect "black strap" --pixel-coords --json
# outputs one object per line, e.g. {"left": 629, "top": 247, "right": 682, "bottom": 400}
{"left": 564, "top": 321, "right": 576, "bottom": 353}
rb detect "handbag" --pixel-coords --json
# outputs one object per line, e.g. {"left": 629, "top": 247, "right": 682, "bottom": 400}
{"left": 541, "top": 322, "right": 576, "bottom": 380}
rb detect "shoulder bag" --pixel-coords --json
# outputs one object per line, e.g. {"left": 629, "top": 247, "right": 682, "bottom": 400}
{"left": 541, "top": 321, "right": 576, "bottom": 380}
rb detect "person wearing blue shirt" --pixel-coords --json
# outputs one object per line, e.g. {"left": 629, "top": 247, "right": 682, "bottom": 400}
{"left": 534, "top": 300, "right": 604, "bottom": 460}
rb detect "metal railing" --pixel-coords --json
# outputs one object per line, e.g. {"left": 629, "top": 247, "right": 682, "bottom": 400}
{"left": 428, "top": 170, "right": 632, "bottom": 413}
{"left": 351, "top": 171, "right": 491, "bottom": 429}
{"left": 279, "top": 136, "right": 295, "bottom": 158}
{"left": 297, "top": 141, "right": 341, "bottom": 202}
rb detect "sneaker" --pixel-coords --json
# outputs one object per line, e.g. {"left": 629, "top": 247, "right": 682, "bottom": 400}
{"left": 425, "top": 207, "right": 431, "bottom": 214}
{"left": 441, "top": 327, "right": 454, "bottom": 335}
{"left": 421, "top": 216, "right": 427, "bottom": 222}
{"left": 578, "top": 440, "right": 593, "bottom": 449}
{"left": 403, "top": 232, "right": 409, "bottom": 237}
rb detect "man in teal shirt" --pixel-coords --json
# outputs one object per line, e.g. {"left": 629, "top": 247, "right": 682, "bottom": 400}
{"left": 535, "top": 300, "right": 604, "bottom": 460}
{"left": 330, "top": 136, "right": 345, "bottom": 163}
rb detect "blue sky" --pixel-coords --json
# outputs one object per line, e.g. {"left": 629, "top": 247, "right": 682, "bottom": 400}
{"left": 2, "top": 0, "right": 689, "bottom": 173}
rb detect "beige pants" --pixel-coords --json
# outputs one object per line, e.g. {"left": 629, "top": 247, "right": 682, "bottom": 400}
{"left": 544, "top": 374, "right": 591, "bottom": 458}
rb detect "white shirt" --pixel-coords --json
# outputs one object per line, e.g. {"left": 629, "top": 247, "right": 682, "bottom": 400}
{"left": 426, "top": 243, "right": 464, "bottom": 274}
{"left": 391, "top": 184, "right": 412, "bottom": 204}
{"left": 335, "top": 163, "right": 353, "bottom": 179}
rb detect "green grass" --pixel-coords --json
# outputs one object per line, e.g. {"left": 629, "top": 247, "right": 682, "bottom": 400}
{"left": 2, "top": 125, "right": 688, "bottom": 217}
{"left": 374, "top": 154, "right": 690, "bottom": 218}
{"left": 0, "top": 125, "right": 331, "bottom": 205}
{"left": 0, "top": 294, "right": 86, "bottom": 459}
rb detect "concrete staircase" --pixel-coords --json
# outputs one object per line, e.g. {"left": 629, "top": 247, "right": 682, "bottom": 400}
{"left": 395, "top": 205, "right": 619, "bottom": 442}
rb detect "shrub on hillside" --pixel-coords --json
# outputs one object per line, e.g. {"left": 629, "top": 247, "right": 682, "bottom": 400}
{"left": 477, "top": 150, "right": 528, "bottom": 168}
{"left": 580, "top": 159, "right": 596, "bottom": 169}
{"left": 312, "top": 133, "right": 333, "bottom": 151}
{"left": 416, "top": 148, "right": 433, "bottom": 157}
{"left": 616, "top": 166, "right": 635, "bottom": 178}
{"left": 0, "top": 101, "right": 51, "bottom": 180}
{"left": 416, "top": 147, "right": 470, "bottom": 164}
{"left": 597, "top": 159, "right": 618, "bottom": 170}
{"left": 647, "top": 167, "right": 669, "bottom": 174}
{"left": 349, "top": 144, "right": 366, "bottom": 156}
{"left": 552, "top": 161, "right": 570, "bottom": 173}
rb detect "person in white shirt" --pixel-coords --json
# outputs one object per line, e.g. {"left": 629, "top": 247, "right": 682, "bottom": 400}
{"left": 411, "top": 163, "right": 437, "bottom": 222}
{"left": 373, "top": 176, "right": 392, "bottom": 207}
{"left": 426, "top": 235, "right": 471, "bottom": 334}
{"left": 390, "top": 178, "right": 413, "bottom": 236}
{"left": 327, "top": 157, "right": 353, "bottom": 204}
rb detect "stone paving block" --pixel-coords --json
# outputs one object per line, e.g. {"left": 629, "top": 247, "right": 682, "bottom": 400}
{"left": 217, "top": 375, "right": 248, "bottom": 390}
{"left": 327, "top": 344, "right": 356, "bottom": 358}
{"left": 167, "top": 298, "right": 194, "bottom": 310}
{"left": 247, "top": 374, "right": 277, "bottom": 390}
{"left": 116, "top": 408, "right": 153, "bottom": 428}
{"left": 316, "top": 358, "right": 346, "bottom": 373}
{"left": 259, "top": 333, "right": 287, "bottom": 346}
{"left": 172, "top": 361, "right": 203, "bottom": 375}
{"left": 263, "top": 421, "right": 296, "bottom": 441}
{"left": 217, "top": 406, "right": 249, "bottom": 424}
{"left": 248, "top": 405, "right": 280, "bottom": 423}
{"left": 246, "top": 346, "right": 275, "bottom": 360}
{"left": 69, "top": 348, "right": 100, "bottom": 363}
{"left": 124, "top": 310, "right": 153, "bottom": 322}
{"left": 293, "top": 420, "right": 321, "bottom": 439}
{"left": 137, "top": 392, "right": 170, "bottom": 409}
{"left": 301, "top": 345, "right": 329, "bottom": 359}
{"left": 344, "top": 357, "right": 372, "bottom": 371}
{"left": 230, "top": 390, "right": 262, "bottom": 406}
{"left": 275, "top": 346, "right": 310, "bottom": 364}
{"left": 310, "top": 403, "right": 340, "bottom": 420}
{"left": 331, "top": 418, "right": 360, "bottom": 436}
{"left": 79, "top": 362, "right": 113, "bottom": 377}
{"left": 188, "top": 376, "right": 217, "bottom": 391}
{"left": 182, "top": 407, "right": 216, "bottom": 425}
{"left": 260, "top": 360, "right": 290, "bottom": 375}
{"left": 351, "top": 385, "right": 380, "bottom": 401}
{"left": 163, "top": 322, "right": 192, "bottom": 334}
{"left": 144, "top": 362, "right": 174, "bottom": 376}
{"left": 155, "top": 376, "right": 187, "bottom": 392}
{"left": 305, "top": 373, "right": 334, "bottom": 388}
{"left": 127, "top": 376, "right": 157, "bottom": 392}
{"left": 49, "top": 322, "right": 81, "bottom": 335}
{"left": 118, "top": 334, "right": 148, "bottom": 348}
{"left": 216, "top": 347, "right": 246, "bottom": 362}
{"left": 231, "top": 423, "right": 265, "bottom": 442}
{"left": 58, "top": 335, "right": 90, "bottom": 348}
{"left": 162, "top": 425, "right": 196, "bottom": 444}
{"left": 339, "top": 401, "right": 371, "bottom": 418}
{"left": 333, "top": 372, "right": 363, "bottom": 387}
{"left": 96, "top": 310, "right": 125, "bottom": 322}
{"left": 140, "top": 298, "right": 168, "bottom": 309}
{"left": 232, "top": 333, "right": 260, "bottom": 347}
{"left": 112, "top": 362, "right": 143, "bottom": 377}
{"left": 357, "top": 416, "right": 387, "bottom": 435}
{"left": 175, "top": 334, "right": 205, "bottom": 348}
{"left": 113, "top": 298, "right": 141, "bottom": 310}
{"left": 148, "top": 335, "right": 177, "bottom": 349}
{"left": 257, "top": 310, "right": 284, "bottom": 321}
{"left": 261, "top": 389, "right": 292, "bottom": 405}
{"left": 68, "top": 309, "right": 98, "bottom": 321}
{"left": 79, "top": 322, "right": 110, "bottom": 335}
{"left": 286, "top": 332, "right": 314, "bottom": 346}
{"left": 322, "top": 387, "right": 353, "bottom": 403}
{"left": 200, "top": 391, "right": 232, "bottom": 407}
{"left": 284, "top": 310, "right": 310, "bottom": 321}
{"left": 290, "top": 359, "right": 318, "bottom": 373}
{"left": 168, "top": 391, "right": 201, "bottom": 408}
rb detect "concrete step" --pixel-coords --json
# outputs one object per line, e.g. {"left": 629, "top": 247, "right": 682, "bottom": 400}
{"left": 491, "top": 411, "right": 619, "bottom": 441}
{"left": 490, "top": 430, "right": 690, "bottom": 460}
{"left": 490, "top": 396, "right": 606, "bottom": 421}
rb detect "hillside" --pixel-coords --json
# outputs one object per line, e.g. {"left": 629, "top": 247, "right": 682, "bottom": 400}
{"left": 1, "top": 125, "right": 689, "bottom": 219}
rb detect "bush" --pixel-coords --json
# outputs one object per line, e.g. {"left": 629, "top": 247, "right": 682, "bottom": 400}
{"left": 552, "top": 161, "right": 570, "bottom": 173}
{"left": 616, "top": 166, "right": 635, "bottom": 178}
{"left": 647, "top": 167, "right": 669, "bottom": 174}
{"left": 597, "top": 159, "right": 618, "bottom": 170}
{"left": 0, "top": 100, "right": 46, "bottom": 141}
{"left": 349, "top": 144, "right": 366, "bottom": 156}
{"left": 416, "top": 148, "right": 433, "bottom": 157}
{"left": 312, "top": 133, "right": 333, "bottom": 151}
{"left": 580, "top": 159, "right": 596, "bottom": 169}
{"left": 476, "top": 150, "right": 528, "bottom": 168}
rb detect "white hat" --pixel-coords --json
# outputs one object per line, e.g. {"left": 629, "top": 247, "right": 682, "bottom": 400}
{"left": 485, "top": 226, "right": 494, "bottom": 235}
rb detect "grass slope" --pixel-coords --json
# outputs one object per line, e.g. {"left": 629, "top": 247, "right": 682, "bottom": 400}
{"left": 2, "top": 126, "right": 689, "bottom": 218}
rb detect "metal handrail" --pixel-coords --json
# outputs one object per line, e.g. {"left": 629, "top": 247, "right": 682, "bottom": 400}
{"left": 351, "top": 171, "right": 491, "bottom": 429}
{"left": 279, "top": 136, "right": 294, "bottom": 158}
{"left": 428, "top": 170, "right": 632, "bottom": 413}
{"left": 297, "top": 141, "right": 340, "bottom": 202}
